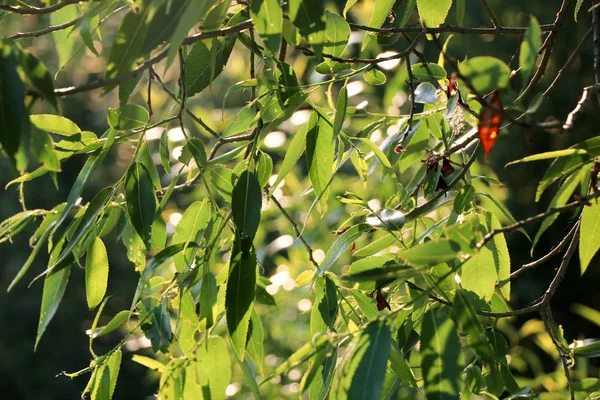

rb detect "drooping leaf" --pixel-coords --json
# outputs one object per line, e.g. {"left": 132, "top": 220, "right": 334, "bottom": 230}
{"left": 532, "top": 168, "right": 585, "bottom": 253}
{"left": 364, "top": 69, "right": 387, "bottom": 85}
{"left": 575, "top": 0, "right": 584, "bottom": 21}
{"left": 580, "top": 200, "right": 600, "bottom": 275}
{"left": 36, "top": 263, "right": 71, "bottom": 350}
{"left": 185, "top": 37, "right": 236, "bottom": 97}
{"left": 256, "top": 152, "right": 273, "bottom": 188}
{"left": 246, "top": 308, "right": 265, "bottom": 374}
{"left": 459, "top": 57, "right": 511, "bottom": 94}
{"left": 85, "top": 238, "right": 109, "bottom": 310}
{"left": 311, "top": 275, "right": 338, "bottom": 335}
{"left": 333, "top": 85, "right": 348, "bottom": 138}
{"left": 199, "top": 272, "right": 218, "bottom": 329}
{"left": 232, "top": 171, "right": 262, "bottom": 241}
{"left": 51, "top": 4, "right": 79, "bottom": 70}
{"left": 226, "top": 237, "right": 257, "bottom": 360}
{"left": 0, "top": 43, "right": 30, "bottom": 172}
{"left": 172, "top": 200, "right": 211, "bottom": 272}
{"left": 318, "top": 223, "right": 371, "bottom": 277}
{"left": 325, "top": 11, "right": 351, "bottom": 58}
{"left": 93, "top": 310, "right": 131, "bottom": 339}
{"left": 250, "top": 0, "right": 283, "bottom": 55}
{"left": 195, "top": 336, "right": 231, "bottom": 400}
{"left": 417, "top": 0, "right": 452, "bottom": 27}
{"left": 454, "top": 184, "right": 475, "bottom": 214}
{"left": 397, "top": 239, "right": 462, "bottom": 266}
{"left": 269, "top": 119, "right": 309, "bottom": 194}
{"left": 18, "top": 49, "right": 58, "bottom": 111}
{"left": 165, "top": 0, "right": 212, "bottom": 67}
{"left": 306, "top": 112, "right": 335, "bottom": 201}
{"left": 337, "top": 321, "right": 392, "bottom": 399}
{"left": 288, "top": 0, "right": 326, "bottom": 57}
{"left": 140, "top": 297, "right": 172, "bottom": 353}
{"left": 107, "top": 104, "right": 149, "bottom": 130}
{"left": 421, "top": 309, "right": 462, "bottom": 400}
{"left": 519, "top": 16, "right": 542, "bottom": 84}
{"left": 125, "top": 162, "right": 158, "bottom": 247}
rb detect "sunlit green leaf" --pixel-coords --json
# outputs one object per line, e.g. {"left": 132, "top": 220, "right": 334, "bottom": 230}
{"left": 85, "top": 238, "right": 109, "bottom": 310}
{"left": 250, "top": 0, "right": 282, "bottom": 55}
{"left": 580, "top": 200, "right": 600, "bottom": 275}
{"left": 459, "top": 57, "right": 511, "bottom": 94}
{"left": 519, "top": 16, "right": 542, "bottom": 84}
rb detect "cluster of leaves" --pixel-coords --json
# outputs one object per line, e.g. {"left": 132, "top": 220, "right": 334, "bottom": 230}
{"left": 1, "top": 0, "right": 600, "bottom": 399}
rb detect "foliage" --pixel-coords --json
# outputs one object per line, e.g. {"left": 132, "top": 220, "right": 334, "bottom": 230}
{"left": 1, "top": 0, "right": 600, "bottom": 399}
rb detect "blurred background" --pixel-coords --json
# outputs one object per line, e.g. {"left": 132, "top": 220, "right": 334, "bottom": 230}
{"left": 1, "top": 0, "right": 599, "bottom": 398}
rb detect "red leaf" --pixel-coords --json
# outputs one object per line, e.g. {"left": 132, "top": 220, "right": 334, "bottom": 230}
{"left": 440, "top": 156, "right": 455, "bottom": 177}
{"left": 376, "top": 289, "right": 391, "bottom": 311}
{"left": 478, "top": 91, "right": 503, "bottom": 158}
{"left": 447, "top": 73, "right": 459, "bottom": 97}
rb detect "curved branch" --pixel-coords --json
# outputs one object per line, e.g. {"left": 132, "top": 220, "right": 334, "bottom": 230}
{"left": 7, "top": 17, "right": 81, "bottom": 40}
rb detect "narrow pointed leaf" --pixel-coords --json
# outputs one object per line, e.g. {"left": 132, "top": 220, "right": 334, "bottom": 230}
{"left": 232, "top": 171, "right": 262, "bottom": 241}
{"left": 85, "top": 238, "right": 109, "bottom": 310}
{"left": 36, "top": 264, "right": 71, "bottom": 350}
{"left": 580, "top": 200, "right": 600, "bottom": 275}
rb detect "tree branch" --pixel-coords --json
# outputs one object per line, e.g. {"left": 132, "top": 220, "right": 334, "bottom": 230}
{"left": 476, "top": 192, "right": 597, "bottom": 249}
{"left": 348, "top": 22, "right": 558, "bottom": 36}
{"left": 7, "top": 16, "right": 81, "bottom": 40}
{"left": 593, "top": 0, "right": 600, "bottom": 83}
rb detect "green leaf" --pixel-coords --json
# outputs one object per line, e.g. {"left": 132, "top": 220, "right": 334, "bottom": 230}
{"left": 367, "top": 0, "right": 396, "bottom": 29}
{"left": 91, "top": 349, "right": 121, "bottom": 400}
{"left": 478, "top": 192, "right": 531, "bottom": 241}
{"left": 256, "top": 152, "right": 273, "bottom": 188}
{"left": 459, "top": 56, "right": 511, "bottom": 94}
{"left": 165, "top": 0, "right": 212, "bottom": 67}
{"left": 51, "top": 186, "right": 115, "bottom": 270}
{"left": 223, "top": 105, "right": 259, "bottom": 137}
{"left": 575, "top": 0, "right": 584, "bottom": 21}
{"left": 325, "top": 11, "right": 351, "bottom": 58}
{"left": 30, "top": 127, "right": 60, "bottom": 172}
{"left": 573, "top": 340, "right": 600, "bottom": 358}
{"left": 532, "top": 169, "right": 585, "bottom": 253}
{"left": 411, "top": 62, "right": 447, "bottom": 82}
{"left": 508, "top": 149, "right": 590, "bottom": 166}
{"left": 36, "top": 263, "right": 71, "bottom": 350}
{"left": 519, "top": 16, "right": 542, "bottom": 84}
{"left": 452, "top": 290, "right": 496, "bottom": 362}
{"left": 125, "top": 162, "right": 158, "bottom": 247}
{"left": 186, "top": 37, "right": 235, "bottom": 97}
{"left": 51, "top": 4, "right": 78, "bottom": 70}
{"left": 366, "top": 209, "right": 405, "bottom": 230}
{"left": 306, "top": 346, "right": 337, "bottom": 399}
{"left": 398, "top": 239, "right": 461, "bottom": 266}
{"left": 271, "top": 335, "right": 330, "bottom": 377}
{"left": 107, "top": 104, "right": 149, "bottom": 130}
{"left": 250, "top": 0, "right": 283, "bottom": 55}
{"left": 31, "top": 114, "right": 80, "bottom": 136}
{"left": 140, "top": 297, "right": 172, "bottom": 353}
{"left": 159, "top": 129, "right": 171, "bottom": 173}
{"left": 232, "top": 170, "right": 262, "bottom": 241}
{"left": 269, "top": 119, "right": 309, "bottom": 194}
{"left": 363, "top": 69, "right": 387, "bottom": 85}
{"left": 454, "top": 184, "right": 475, "bottom": 214}
{"left": 18, "top": 49, "right": 58, "bottom": 111}
{"left": 417, "top": 0, "right": 452, "bottom": 27}
{"left": 333, "top": 85, "right": 348, "bottom": 139}
{"left": 172, "top": 200, "right": 211, "bottom": 272}
{"left": 246, "top": 309, "right": 265, "bottom": 374}
{"left": 461, "top": 211, "right": 511, "bottom": 301}
{"left": 179, "top": 138, "right": 207, "bottom": 167}
{"left": 176, "top": 291, "right": 198, "bottom": 358}
{"left": 0, "top": 43, "right": 30, "bottom": 172}
{"left": 131, "top": 354, "right": 165, "bottom": 372}
{"left": 194, "top": 336, "right": 232, "bottom": 400}
{"left": 93, "top": 310, "right": 131, "bottom": 339}
{"left": 318, "top": 223, "right": 371, "bottom": 277}
{"left": 226, "top": 237, "right": 257, "bottom": 360}
{"left": 199, "top": 272, "right": 218, "bottom": 329}
{"left": 288, "top": 0, "right": 326, "bottom": 57}
{"left": 208, "top": 165, "right": 235, "bottom": 202}
{"left": 311, "top": 275, "right": 338, "bottom": 335}
{"left": 580, "top": 200, "right": 600, "bottom": 275}
{"left": 85, "top": 238, "right": 109, "bottom": 310}
{"left": 105, "top": 0, "right": 188, "bottom": 90}
{"left": 456, "top": 0, "right": 465, "bottom": 26}
{"left": 339, "top": 321, "right": 392, "bottom": 400}
{"left": 306, "top": 112, "right": 334, "bottom": 200}
{"left": 130, "top": 242, "right": 194, "bottom": 311}
{"left": 421, "top": 309, "right": 462, "bottom": 400}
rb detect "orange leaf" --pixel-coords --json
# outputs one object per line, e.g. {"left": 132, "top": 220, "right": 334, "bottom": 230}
{"left": 477, "top": 91, "right": 503, "bottom": 158}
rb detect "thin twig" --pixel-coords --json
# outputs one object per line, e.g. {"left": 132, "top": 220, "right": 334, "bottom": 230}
{"left": 476, "top": 193, "right": 597, "bottom": 249}
{"left": 563, "top": 84, "right": 600, "bottom": 130}
{"left": 519, "top": 0, "right": 574, "bottom": 99}
{"left": 480, "top": 0, "right": 502, "bottom": 28}
{"left": 54, "top": 20, "right": 253, "bottom": 97}
{"left": 399, "top": 56, "right": 416, "bottom": 149}
{"left": 348, "top": 22, "right": 558, "bottom": 36}
{"left": 270, "top": 194, "right": 320, "bottom": 270}
{"left": 510, "top": 222, "right": 578, "bottom": 278}
{"left": 0, "top": 0, "right": 82, "bottom": 15}
{"left": 150, "top": 67, "right": 220, "bottom": 138}
{"left": 593, "top": 0, "right": 600, "bottom": 83}
{"left": 177, "top": 48, "right": 188, "bottom": 137}
{"left": 541, "top": 226, "right": 580, "bottom": 303}
{"left": 542, "top": 28, "right": 592, "bottom": 99}
{"left": 7, "top": 16, "right": 81, "bottom": 39}
{"left": 540, "top": 306, "right": 575, "bottom": 400}
{"left": 147, "top": 71, "right": 153, "bottom": 120}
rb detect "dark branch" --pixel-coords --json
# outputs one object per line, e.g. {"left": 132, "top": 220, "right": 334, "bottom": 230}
{"left": 348, "top": 22, "right": 558, "bottom": 36}
{"left": 0, "top": 0, "right": 83, "bottom": 15}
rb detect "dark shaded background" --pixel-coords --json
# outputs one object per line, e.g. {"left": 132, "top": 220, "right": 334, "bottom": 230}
{"left": 1, "top": 0, "right": 600, "bottom": 398}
